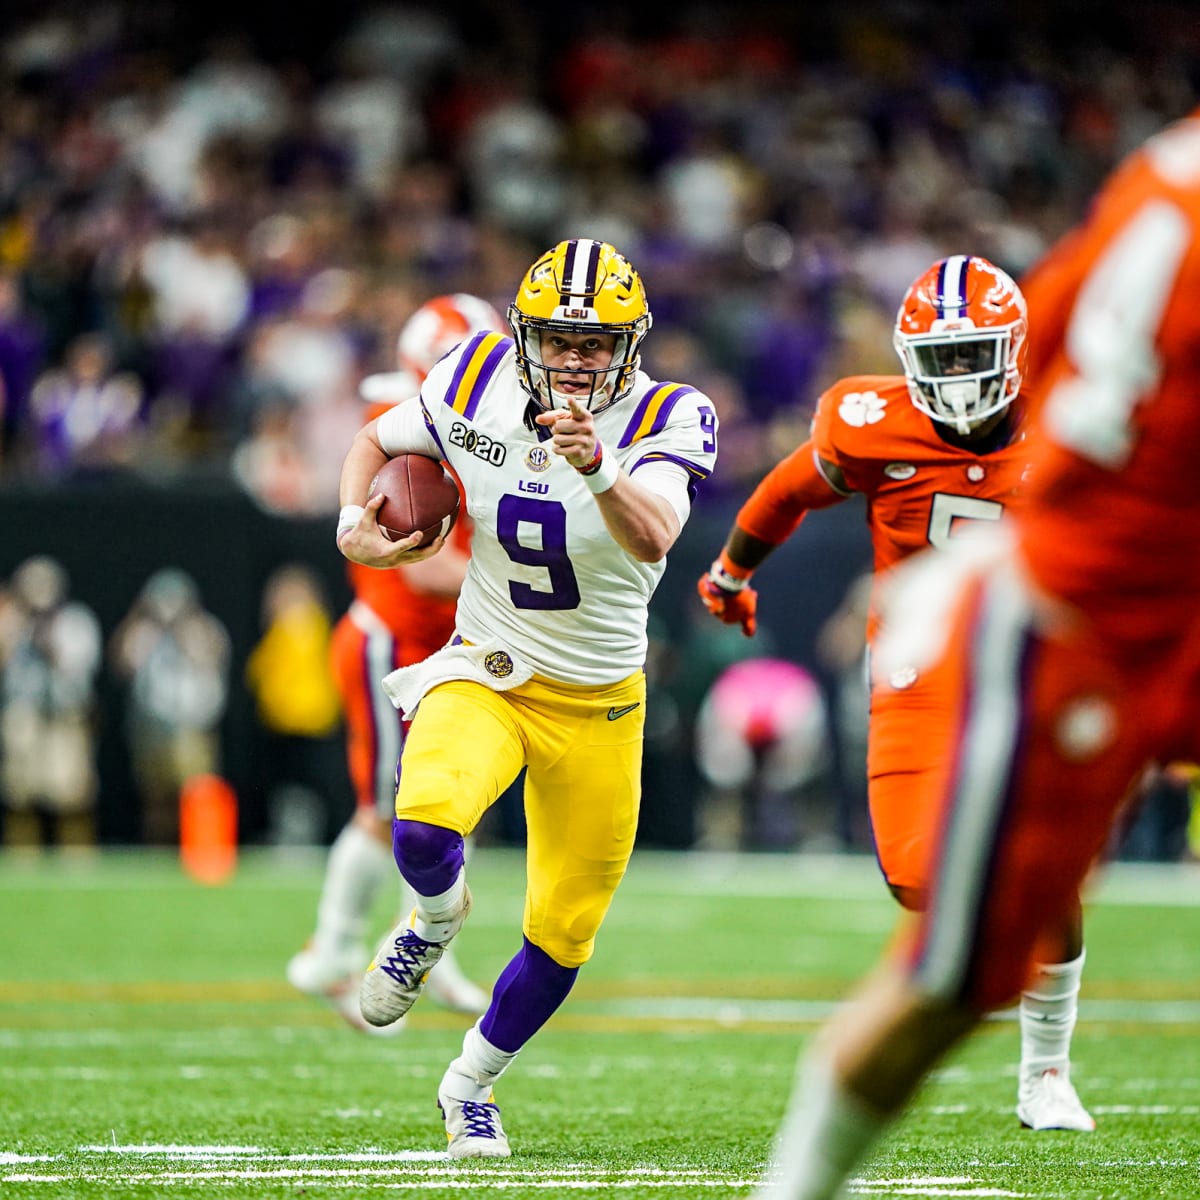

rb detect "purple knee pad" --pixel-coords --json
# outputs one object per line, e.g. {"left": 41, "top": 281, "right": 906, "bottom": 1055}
{"left": 480, "top": 937, "right": 579, "bottom": 1053}
{"left": 392, "top": 818, "right": 464, "bottom": 895}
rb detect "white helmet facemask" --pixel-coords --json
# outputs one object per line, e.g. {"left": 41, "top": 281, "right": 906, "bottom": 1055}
{"left": 894, "top": 324, "right": 1013, "bottom": 436}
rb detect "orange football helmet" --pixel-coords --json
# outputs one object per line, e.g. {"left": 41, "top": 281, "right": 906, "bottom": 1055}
{"left": 360, "top": 293, "right": 508, "bottom": 407}
{"left": 893, "top": 255, "right": 1028, "bottom": 435}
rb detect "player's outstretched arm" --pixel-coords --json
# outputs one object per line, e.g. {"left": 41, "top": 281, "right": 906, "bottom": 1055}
{"left": 698, "top": 444, "right": 848, "bottom": 636}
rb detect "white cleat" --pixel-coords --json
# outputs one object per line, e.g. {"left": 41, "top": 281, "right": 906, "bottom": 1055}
{"left": 287, "top": 943, "right": 406, "bottom": 1038}
{"left": 1017, "top": 1067, "right": 1096, "bottom": 1131}
{"left": 426, "top": 949, "right": 490, "bottom": 1015}
{"left": 359, "top": 888, "right": 473, "bottom": 1027}
{"left": 438, "top": 1089, "right": 512, "bottom": 1158}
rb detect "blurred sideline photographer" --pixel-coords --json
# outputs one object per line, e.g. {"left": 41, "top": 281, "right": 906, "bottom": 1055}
{"left": 109, "top": 569, "right": 231, "bottom": 845}
{"left": 244, "top": 563, "right": 345, "bottom": 842}
{"left": 748, "top": 106, "right": 1200, "bottom": 1200}
{"left": 0, "top": 557, "right": 101, "bottom": 848}
{"left": 692, "top": 657, "right": 830, "bottom": 851}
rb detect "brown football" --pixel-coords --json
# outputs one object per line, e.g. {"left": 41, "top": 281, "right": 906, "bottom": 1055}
{"left": 367, "top": 454, "right": 460, "bottom": 545}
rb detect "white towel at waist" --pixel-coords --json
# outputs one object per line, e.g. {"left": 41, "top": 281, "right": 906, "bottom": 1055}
{"left": 380, "top": 639, "right": 535, "bottom": 719}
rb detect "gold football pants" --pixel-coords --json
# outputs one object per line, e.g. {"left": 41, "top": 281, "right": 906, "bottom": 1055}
{"left": 396, "top": 670, "right": 645, "bottom": 967}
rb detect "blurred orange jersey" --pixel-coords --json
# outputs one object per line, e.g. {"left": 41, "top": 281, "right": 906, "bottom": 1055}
{"left": 344, "top": 509, "right": 470, "bottom": 646}
{"left": 333, "top": 401, "right": 471, "bottom": 815}
{"left": 1017, "top": 106, "right": 1200, "bottom": 654}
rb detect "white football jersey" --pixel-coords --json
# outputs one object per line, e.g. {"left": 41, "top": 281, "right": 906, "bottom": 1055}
{"left": 378, "top": 332, "right": 718, "bottom": 684}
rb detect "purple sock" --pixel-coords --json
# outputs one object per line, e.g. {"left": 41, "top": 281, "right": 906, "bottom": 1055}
{"left": 392, "top": 818, "right": 464, "bottom": 896}
{"left": 480, "top": 937, "right": 579, "bottom": 1053}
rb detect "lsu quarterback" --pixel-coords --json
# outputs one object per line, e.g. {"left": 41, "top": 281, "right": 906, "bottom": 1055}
{"left": 335, "top": 238, "right": 718, "bottom": 1157}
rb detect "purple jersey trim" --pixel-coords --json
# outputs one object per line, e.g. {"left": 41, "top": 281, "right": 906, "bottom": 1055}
{"left": 420, "top": 400, "right": 449, "bottom": 458}
{"left": 618, "top": 382, "right": 697, "bottom": 448}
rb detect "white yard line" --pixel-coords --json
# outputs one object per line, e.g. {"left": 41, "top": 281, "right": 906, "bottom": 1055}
{"left": 1, "top": 1148, "right": 760, "bottom": 1189}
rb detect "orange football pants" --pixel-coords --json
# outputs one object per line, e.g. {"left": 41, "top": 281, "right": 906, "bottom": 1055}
{"left": 329, "top": 608, "right": 448, "bottom": 818}
{"left": 892, "top": 562, "right": 1200, "bottom": 1011}
{"left": 867, "top": 648, "right": 962, "bottom": 896}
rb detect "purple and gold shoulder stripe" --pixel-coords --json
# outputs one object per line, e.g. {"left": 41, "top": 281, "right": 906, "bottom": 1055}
{"left": 630, "top": 450, "right": 711, "bottom": 482}
{"left": 442, "top": 332, "right": 511, "bottom": 420}
{"left": 618, "top": 382, "right": 697, "bottom": 448}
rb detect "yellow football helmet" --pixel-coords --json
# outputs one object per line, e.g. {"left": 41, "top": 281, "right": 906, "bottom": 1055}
{"left": 508, "top": 238, "right": 652, "bottom": 413}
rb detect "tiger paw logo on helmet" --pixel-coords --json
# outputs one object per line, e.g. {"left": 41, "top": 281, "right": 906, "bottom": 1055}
{"left": 508, "top": 238, "right": 652, "bottom": 415}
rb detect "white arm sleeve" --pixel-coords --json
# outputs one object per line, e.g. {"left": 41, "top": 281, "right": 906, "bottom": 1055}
{"left": 376, "top": 397, "right": 442, "bottom": 457}
{"left": 628, "top": 459, "right": 693, "bottom": 527}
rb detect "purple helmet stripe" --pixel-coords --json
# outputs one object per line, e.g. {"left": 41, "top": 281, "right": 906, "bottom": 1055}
{"left": 559, "top": 238, "right": 601, "bottom": 307}
{"left": 583, "top": 239, "right": 601, "bottom": 301}
{"left": 558, "top": 238, "right": 580, "bottom": 305}
{"left": 938, "top": 255, "right": 970, "bottom": 318}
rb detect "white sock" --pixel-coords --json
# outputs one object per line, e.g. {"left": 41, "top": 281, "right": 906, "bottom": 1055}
{"left": 442, "top": 1021, "right": 518, "bottom": 1101}
{"left": 755, "top": 1050, "right": 884, "bottom": 1200}
{"left": 412, "top": 869, "right": 467, "bottom": 942}
{"left": 1020, "top": 949, "right": 1086, "bottom": 1077}
{"left": 311, "top": 823, "right": 392, "bottom": 957}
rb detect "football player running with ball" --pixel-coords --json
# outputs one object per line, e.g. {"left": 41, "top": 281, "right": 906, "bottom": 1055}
{"left": 336, "top": 239, "right": 718, "bottom": 1157}
{"left": 698, "top": 254, "right": 1093, "bottom": 1133}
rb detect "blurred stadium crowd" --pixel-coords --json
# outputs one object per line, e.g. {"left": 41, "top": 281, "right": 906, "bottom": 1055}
{"left": 1, "top": 0, "right": 1197, "bottom": 499}
{"left": 0, "top": 0, "right": 1197, "bottom": 855}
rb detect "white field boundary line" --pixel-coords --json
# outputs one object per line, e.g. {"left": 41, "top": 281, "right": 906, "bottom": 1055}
{"left": 0, "top": 1178, "right": 760, "bottom": 1191}
{"left": 0, "top": 1148, "right": 759, "bottom": 1190}
{"left": 2, "top": 996, "right": 1199, "bottom": 1050}
{"left": 0, "top": 1152, "right": 1042, "bottom": 1197}
{"left": 0, "top": 1150, "right": 1043, "bottom": 1197}
{"left": 847, "top": 1180, "right": 1035, "bottom": 1197}
{"left": 622, "top": 854, "right": 1200, "bottom": 908}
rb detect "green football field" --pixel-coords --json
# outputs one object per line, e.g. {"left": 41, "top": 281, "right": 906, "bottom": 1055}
{"left": 2, "top": 846, "right": 1198, "bottom": 1198}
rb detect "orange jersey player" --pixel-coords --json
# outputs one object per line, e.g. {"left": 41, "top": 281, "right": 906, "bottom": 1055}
{"left": 699, "top": 254, "right": 1093, "bottom": 1133}
{"left": 744, "top": 106, "right": 1200, "bottom": 1200}
{"left": 288, "top": 293, "right": 507, "bottom": 1033}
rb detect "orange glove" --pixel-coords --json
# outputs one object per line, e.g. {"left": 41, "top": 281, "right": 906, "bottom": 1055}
{"left": 697, "top": 555, "right": 758, "bottom": 637}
